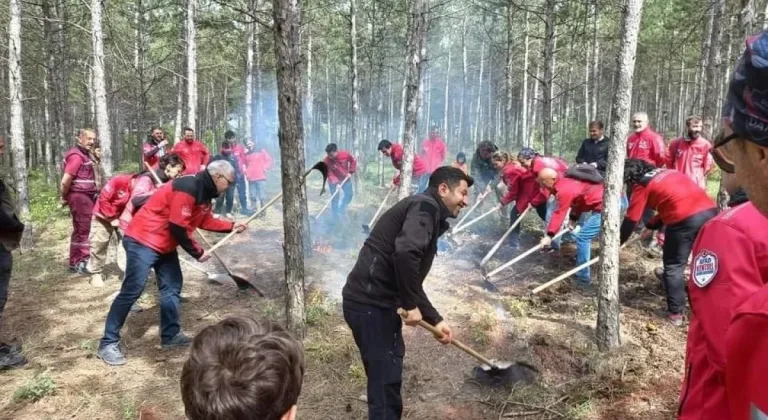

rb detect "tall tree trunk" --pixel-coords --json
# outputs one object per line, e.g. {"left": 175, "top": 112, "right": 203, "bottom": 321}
{"left": 245, "top": 11, "right": 254, "bottom": 140}
{"left": 443, "top": 46, "right": 451, "bottom": 145}
{"left": 590, "top": 0, "right": 600, "bottom": 121}
{"left": 542, "top": 0, "right": 556, "bottom": 155}
{"left": 91, "top": 0, "right": 113, "bottom": 176}
{"left": 703, "top": 0, "right": 726, "bottom": 136}
{"left": 186, "top": 0, "right": 198, "bottom": 131}
{"left": 305, "top": 29, "right": 312, "bottom": 144}
{"left": 597, "top": 0, "right": 645, "bottom": 351}
{"left": 459, "top": 18, "right": 468, "bottom": 145}
{"left": 741, "top": 0, "right": 755, "bottom": 37}
{"left": 9, "top": 0, "right": 30, "bottom": 222}
{"left": 174, "top": 74, "right": 184, "bottom": 142}
{"left": 505, "top": 2, "right": 515, "bottom": 143}
{"left": 696, "top": 3, "right": 714, "bottom": 115}
{"left": 325, "top": 54, "right": 332, "bottom": 143}
{"left": 44, "top": 69, "right": 54, "bottom": 182}
{"left": 398, "top": 0, "right": 429, "bottom": 201}
{"left": 677, "top": 46, "right": 686, "bottom": 130}
{"left": 474, "top": 41, "right": 485, "bottom": 145}
{"left": 521, "top": 11, "right": 530, "bottom": 146}
{"left": 350, "top": 0, "right": 360, "bottom": 190}
{"left": 255, "top": 0, "right": 263, "bottom": 132}
{"left": 529, "top": 41, "right": 541, "bottom": 146}
{"left": 273, "top": 0, "right": 308, "bottom": 337}
{"left": 54, "top": 0, "right": 71, "bottom": 166}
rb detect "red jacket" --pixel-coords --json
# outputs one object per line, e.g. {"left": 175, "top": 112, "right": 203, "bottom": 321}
{"left": 679, "top": 202, "right": 768, "bottom": 420}
{"left": 244, "top": 150, "right": 273, "bottom": 181}
{"left": 143, "top": 141, "right": 164, "bottom": 168}
{"left": 390, "top": 143, "right": 428, "bottom": 185}
{"left": 62, "top": 146, "right": 97, "bottom": 195}
{"left": 626, "top": 169, "right": 716, "bottom": 229}
{"left": 421, "top": 135, "right": 447, "bottom": 173}
{"left": 323, "top": 150, "right": 358, "bottom": 184}
{"left": 528, "top": 156, "right": 569, "bottom": 209}
{"left": 118, "top": 173, "right": 157, "bottom": 231}
{"left": 125, "top": 171, "right": 233, "bottom": 259}
{"left": 93, "top": 173, "right": 137, "bottom": 221}
{"left": 232, "top": 143, "right": 247, "bottom": 174}
{"left": 499, "top": 163, "right": 527, "bottom": 208}
{"left": 172, "top": 140, "right": 210, "bottom": 175}
{"left": 546, "top": 177, "right": 603, "bottom": 236}
{"left": 666, "top": 137, "right": 715, "bottom": 189}
{"left": 627, "top": 127, "right": 666, "bottom": 167}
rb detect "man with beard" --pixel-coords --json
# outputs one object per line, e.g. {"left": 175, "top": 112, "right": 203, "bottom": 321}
{"left": 377, "top": 140, "right": 430, "bottom": 193}
{"left": 143, "top": 126, "right": 169, "bottom": 169}
{"left": 666, "top": 116, "right": 715, "bottom": 190}
{"left": 470, "top": 140, "right": 499, "bottom": 200}
{"left": 342, "top": 166, "right": 472, "bottom": 420}
{"left": 61, "top": 129, "right": 98, "bottom": 274}
{"left": 172, "top": 127, "right": 210, "bottom": 176}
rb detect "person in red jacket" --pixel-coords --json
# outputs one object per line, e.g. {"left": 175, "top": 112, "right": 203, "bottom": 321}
{"left": 244, "top": 141, "right": 273, "bottom": 215}
{"left": 225, "top": 130, "right": 251, "bottom": 215}
{"left": 620, "top": 159, "right": 717, "bottom": 326}
{"left": 118, "top": 154, "right": 186, "bottom": 233}
{"left": 518, "top": 148, "right": 569, "bottom": 252}
{"left": 323, "top": 143, "right": 357, "bottom": 221}
{"left": 703, "top": 31, "right": 768, "bottom": 420}
{"left": 667, "top": 116, "right": 715, "bottom": 190}
{"left": 172, "top": 127, "right": 210, "bottom": 175}
{"left": 97, "top": 160, "right": 248, "bottom": 366}
{"left": 627, "top": 112, "right": 666, "bottom": 167}
{"left": 377, "top": 139, "right": 429, "bottom": 193}
{"left": 143, "top": 127, "right": 168, "bottom": 169}
{"left": 86, "top": 172, "right": 139, "bottom": 287}
{"left": 421, "top": 126, "right": 447, "bottom": 174}
{"left": 492, "top": 152, "right": 546, "bottom": 250}
{"left": 537, "top": 167, "right": 603, "bottom": 285}
{"left": 60, "top": 128, "right": 98, "bottom": 274}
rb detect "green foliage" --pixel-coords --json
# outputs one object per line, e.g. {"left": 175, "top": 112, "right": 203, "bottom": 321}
{"left": 121, "top": 397, "right": 138, "bottom": 420}
{"left": 28, "top": 170, "right": 67, "bottom": 224}
{"left": 13, "top": 373, "right": 57, "bottom": 403}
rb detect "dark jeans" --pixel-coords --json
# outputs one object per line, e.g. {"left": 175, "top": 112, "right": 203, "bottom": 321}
{"left": 100, "top": 236, "right": 184, "bottom": 347}
{"left": 215, "top": 184, "right": 236, "bottom": 214}
{"left": 249, "top": 180, "right": 266, "bottom": 207}
{"left": 662, "top": 208, "right": 718, "bottom": 314}
{"left": 0, "top": 246, "right": 11, "bottom": 321}
{"left": 508, "top": 203, "right": 547, "bottom": 248}
{"left": 330, "top": 181, "right": 353, "bottom": 220}
{"left": 235, "top": 175, "right": 248, "bottom": 211}
{"left": 343, "top": 300, "right": 405, "bottom": 420}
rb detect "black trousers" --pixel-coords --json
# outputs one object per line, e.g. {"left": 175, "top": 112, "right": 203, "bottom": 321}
{"left": 343, "top": 300, "right": 405, "bottom": 420}
{"left": 214, "top": 184, "right": 236, "bottom": 213}
{"left": 662, "top": 208, "right": 718, "bottom": 314}
{"left": 508, "top": 202, "right": 548, "bottom": 247}
{"left": 0, "top": 246, "right": 11, "bottom": 320}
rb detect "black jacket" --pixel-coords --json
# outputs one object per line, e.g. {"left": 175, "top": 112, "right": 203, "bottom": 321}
{"left": 209, "top": 153, "right": 241, "bottom": 178}
{"left": 470, "top": 142, "right": 499, "bottom": 184}
{"left": 342, "top": 188, "right": 451, "bottom": 325}
{"left": 575, "top": 137, "right": 610, "bottom": 174}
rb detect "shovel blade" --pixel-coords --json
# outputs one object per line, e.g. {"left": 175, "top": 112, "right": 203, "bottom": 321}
{"left": 229, "top": 273, "right": 265, "bottom": 297}
{"left": 471, "top": 361, "right": 538, "bottom": 387}
{"left": 482, "top": 277, "right": 499, "bottom": 293}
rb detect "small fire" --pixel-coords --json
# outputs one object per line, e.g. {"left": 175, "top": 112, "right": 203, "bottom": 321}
{"left": 312, "top": 242, "right": 334, "bottom": 255}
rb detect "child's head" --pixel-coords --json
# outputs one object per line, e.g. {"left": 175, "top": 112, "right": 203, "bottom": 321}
{"left": 181, "top": 316, "right": 305, "bottom": 420}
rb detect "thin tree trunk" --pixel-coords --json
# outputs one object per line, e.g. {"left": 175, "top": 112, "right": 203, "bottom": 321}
{"left": 459, "top": 17, "right": 468, "bottom": 144}
{"left": 590, "top": 0, "right": 600, "bottom": 121}
{"left": 44, "top": 67, "right": 54, "bottom": 182}
{"left": 529, "top": 42, "right": 541, "bottom": 147}
{"left": 174, "top": 74, "right": 183, "bottom": 142}
{"left": 305, "top": 29, "right": 312, "bottom": 144}
{"left": 597, "top": 0, "right": 645, "bottom": 352}
{"left": 245, "top": 11, "right": 254, "bottom": 140}
{"left": 521, "top": 11, "right": 529, "bottom": 146}
{"left": 677, "top": 49, "right": 686, "bottom": 131}
{"left": 186, "top": 0, "right": 198, "bottom": 131}
{"left": 9, "top": 0, "right": 31, "bottom": 226}
{"left": 350, "top": 0, "right": 360, "bottom": 190}
{"left": 53, "top": 0, "right": 71, "bottom": 167}
{"left": 443, "top": 46, "right": 451, "bottom": 145}
{"left": 398, "top": 0, "right": 429, "bottom": 201}
{"left": 702, "top": 0, "right": 726, "bottom": 135}
{"left": 696, "top": 3, "right": 714, "bottom": 114}
{"left": 741, "top": 0, "right": 755, "bottom": 37}
{"left": 273, "top": 0, "right": 308, "bottom": 338}
{"left": 473, "top": 41, "right": 485, "bottom": 145}
{"left": 42, "top": 73, "right": 50, "bottom": 174}
{"left": 326, "top": 55, "right": 332, "bottom": 143}
{"left": 505, "top": 2, "right": 515, "bottom": 143}
{"left": 91, "top": 0, "right": 113, "bottom": 176}
{"left": 255, "top": 0, "right": 263, "bottom": 129}
{"left": 542, "top": 0, "right": 556, "bottom": 155}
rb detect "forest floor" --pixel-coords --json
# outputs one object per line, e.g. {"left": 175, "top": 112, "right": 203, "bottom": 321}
{"left": 0, "top": 178, "right": 685, "bottom": 420}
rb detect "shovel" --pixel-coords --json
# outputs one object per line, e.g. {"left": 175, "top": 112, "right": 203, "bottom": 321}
{"left": 314, "top": 174, "right": 351, "bottom": 220}
{"left": 451, "top": 207, "right": 498, "bottom": 235}
{"left": 362, "top": 187, "right": 395, "bottom": 234}
{"left": 453, "top": 193, "right": 487, "bottom": 232}
{"left": 205, "top": 162, "right": 329, "bottom": 255}
{"left": 531, "top": 235, "right": 642, "bottom": 294}
{"left": 397, "top": 309, "right": 538, "bottom": 386}
{"left": 479, "top": 205, "right": 529, "bottom": 269}
{"left": 178, "top": 258, "right": 232, "bottom": 284}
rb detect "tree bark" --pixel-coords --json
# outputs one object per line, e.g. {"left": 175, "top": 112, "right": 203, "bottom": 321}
{"left": 9, "top": 0, "right": 30, "bottom": 221}
{"left": 702, "top": 0, "right": 726, "bottom": 135}
{"left": 529, "top": 41, "right": 541, "bottom": 147}
{"left": 741, "top": 0, "right": 755, "bottom": 37}
{"left": 326, "top": 54, "right": 332, "bottom": 143}
{"left": 350, "top": 0, "right": 360, "bottom": 191}
{"left": 186, "top": 0, "right": 198, "bottom": 131}
{"left": 44, "top": 69, "right": 54, "bottom": 182}
{"left": 91, "top": 0, "right": 113, "bottom": 177}
{"left": 398, "top": 0, "right": 429, "bottom": 201}
{"left": 53, "top": 0, "right": 71, "bottom": 167}
{"left": 273, "top": 0, "right": 308, "bottom": 337}
{"left": 458, "top": 17, "right": 468, "bottom": 146}
{"left": 597, "top": 0, "right": 645, "bottom": 351}
{"left": 444, "top": 46, "right": 452, "bottom": 145}
{"left": 590, "top": 0, "right": 600, "bottom": 121}
{"left": 505, "top": 2, "right": 515, "bottom": 143}
{"left": 255, "top": 0, "right": 263, "bottom": 132}
{"left": 542, "top": 0, "right": 556, "bottom": 156}
{"left": 521, "top": 11, "right": 529, "bottom": 146}
{"left": 696, "top": 3, "right": 714, "bottom": 115}
{"left": 245, "top": 8, "right": 254, "bottom": 140}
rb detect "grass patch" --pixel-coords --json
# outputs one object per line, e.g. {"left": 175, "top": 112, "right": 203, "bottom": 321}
{"left": 80, "top": 339, "right": 96, "bottom": 351}
{"left": 120, "top": 396, "right": 138, "bottom": 420}
{"left": 469, "top": 308, "right": 499, "bottom": 346}
{"left": 347, "top": 362, "right": 366, "bottom": 384}
{"left": 13, "top": 373, "right": 57, "bottom": 402}
{"left": 503, "top": 297, "right": 530, "bottom": 318}
{"left": 305, "top": 290, "right": 331, "bottom": 326}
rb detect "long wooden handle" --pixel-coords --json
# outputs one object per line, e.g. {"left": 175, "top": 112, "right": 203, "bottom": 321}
{"left": 206, "top": 192, "right": 283, "bottom": 255}
{"left": 486, "top": 227, "right": 570, "bottom": 278}
{"left": 195, "top": 230, "right": 233, "bottom": 275}
{"left": 531, "top": 235, "right": 643, "bottom": 294}
{"left": 452, "top": 207, "right": 497, "bottom": 234}
{"left": 480, "top": 205, "right": 529, "bottom": 267}
{"left": 454, "top": 194, "right": 486, "bottom": 231}
{"left": 315, "top": 175, "right": 351, "bottom": 218}
{"left": 179, "top": 257, "right": 211, "bottom": 275}
{"left": 144, "top": 161, "right": 163, "bottom": 185}
{"left": 368, "top": 188, "right": 395, "bottom": 226}
{"left": 397, "top": 309, "right": 495, "bottom": 367}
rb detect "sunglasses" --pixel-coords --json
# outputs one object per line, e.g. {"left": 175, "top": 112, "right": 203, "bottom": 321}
{"left": 711, "top": 132, "right": 740, "bottom": 174}
{"left": 219, "top": 174, "right": 235, "bottom": 186}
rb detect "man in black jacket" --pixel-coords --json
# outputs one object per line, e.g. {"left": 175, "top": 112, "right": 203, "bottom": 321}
{"left": 211, "top": 141, "right": 241, "bottom": 217}
{"left": 342, "top": 166, "right": 472, "bottom": 420}
{"left": 575, "top": 120, "right": 610, "bottom": 175}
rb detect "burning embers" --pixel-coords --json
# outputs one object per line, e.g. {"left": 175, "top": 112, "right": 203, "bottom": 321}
{"left": 312, "top": 241, "right": 334, "bottom": 255}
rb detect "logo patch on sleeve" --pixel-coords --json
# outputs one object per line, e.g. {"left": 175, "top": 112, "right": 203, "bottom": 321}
{"left": 692, "top": 250, "right": 718, "bottom": 288}
{"left": 181, "top": 205, "right": 192, "bottom": 217}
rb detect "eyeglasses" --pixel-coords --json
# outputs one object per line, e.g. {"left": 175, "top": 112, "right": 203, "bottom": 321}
{"left": 219, "top": 174, "right": 234, "bottom": 186}
{"left": 711, "top": 132, "right": 741, "bottom": 174}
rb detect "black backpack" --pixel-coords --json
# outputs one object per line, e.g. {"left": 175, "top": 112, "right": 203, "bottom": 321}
{"left": 565, "top": 163, "right": 604, "bottom": 184}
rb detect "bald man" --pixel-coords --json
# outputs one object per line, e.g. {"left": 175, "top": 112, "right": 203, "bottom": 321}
{"left": 538, "top": 167, "right": 605, "bottom": 286}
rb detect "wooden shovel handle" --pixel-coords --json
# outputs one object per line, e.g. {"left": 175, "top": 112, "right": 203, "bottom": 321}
{"left": 397, "top": 309, "right": 496, "bottom": 367}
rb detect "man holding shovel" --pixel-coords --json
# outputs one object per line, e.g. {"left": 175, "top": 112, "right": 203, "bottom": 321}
{"left": 97, "top": 160, "right": 248, "bottom": 366}
{"left": 378, "top": 140, "right": 429, "bottom": 193}
{"left": 323, "top": 143, "right": 357, "bottom": 223}
{"left": 342, "top": 166, "right": 472, "bottom": 420}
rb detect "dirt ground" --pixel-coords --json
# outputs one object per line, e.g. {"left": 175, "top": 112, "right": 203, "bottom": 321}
{"left": 0, "top": 183, "right": 685, "bottom": 420}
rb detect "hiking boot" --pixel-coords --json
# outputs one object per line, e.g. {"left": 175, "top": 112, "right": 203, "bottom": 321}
{"left": 0, "top": 349, "right": 27, "bottom": 370}
{"left": 74, "top": 260, "right": 90, "bottom": 275}
{"left": 90, "top": 273, "right": 105, "bottom": 288}
{"left": 161, "top": 333, "right": 192, "bottom": 349}
{"left": 97, "top": 343, "right": 127, "bottom": 366}
{"left": 0, "top": 342, "right": 22, "bottom": 355}
{"left": 667, "top": 313, "right": 684, "bottom": 327}
{"left": 225, "top": 213, "right": 234, "bottom": 219}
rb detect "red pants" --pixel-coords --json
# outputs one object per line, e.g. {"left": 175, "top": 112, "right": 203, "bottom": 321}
{"left": 68, "top": 192, "right": 95, "bottom": 266}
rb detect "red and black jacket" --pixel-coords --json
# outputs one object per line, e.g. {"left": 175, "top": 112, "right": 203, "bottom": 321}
{"left": 124, "top": 171, "right": 233, "bottom": 259}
